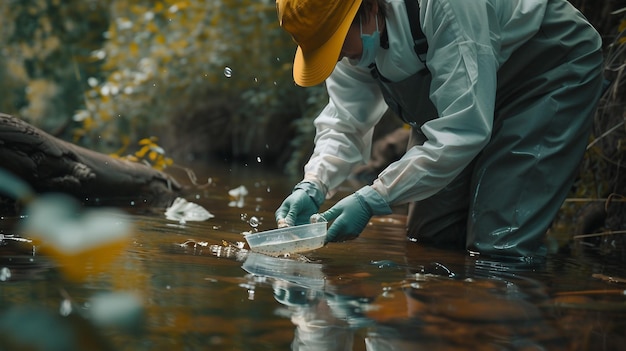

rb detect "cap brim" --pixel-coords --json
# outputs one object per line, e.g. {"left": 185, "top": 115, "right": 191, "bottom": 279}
{"left": 292, "top": 1, "right": 361, "bottom": 87}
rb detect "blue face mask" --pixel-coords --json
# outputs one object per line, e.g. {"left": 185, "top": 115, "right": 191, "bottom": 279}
{"left": 355, "top": 14, "right": 380, "bottom": 68}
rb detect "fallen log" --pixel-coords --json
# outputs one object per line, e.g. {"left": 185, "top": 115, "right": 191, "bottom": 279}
{"left": 0, "top": 113, "right": 181, "bottom": 213}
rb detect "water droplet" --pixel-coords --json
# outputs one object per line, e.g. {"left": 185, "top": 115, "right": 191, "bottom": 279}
{"left": 224, "top": 67, "right": 232, "bottom": 78}
{"left": 249, "top": 216, "right": 259, "bottom": 228}
{"left": 0, "top": 267, "right": 11, "bottom": 281}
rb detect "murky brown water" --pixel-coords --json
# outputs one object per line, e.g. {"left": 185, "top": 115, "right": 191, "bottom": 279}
{"left": 1, "top": 162, "right": 625, "bottom": 350}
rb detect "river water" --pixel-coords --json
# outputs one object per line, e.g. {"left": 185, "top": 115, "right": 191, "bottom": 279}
{"left": 1, "top": 161, "right": 625, "bottom": 350}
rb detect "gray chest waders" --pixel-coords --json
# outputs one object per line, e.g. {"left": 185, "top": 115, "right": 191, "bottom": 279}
{"left": 370, "top": 66, "right": 438, "bottom": 130}
{"left": 374, "top": 0, "right": 605, "bottom": 261}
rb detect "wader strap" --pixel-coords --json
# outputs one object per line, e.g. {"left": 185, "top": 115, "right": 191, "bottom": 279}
{"left": 404, "top": 0, "right": 428, "bottom": 63}
{"left": 369, "top": 0, "right": 436, "bottom": 127}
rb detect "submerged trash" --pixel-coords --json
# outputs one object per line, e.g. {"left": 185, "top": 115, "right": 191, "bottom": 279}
{"left": 165, "top": 197, "right": 214, "bottom": 223}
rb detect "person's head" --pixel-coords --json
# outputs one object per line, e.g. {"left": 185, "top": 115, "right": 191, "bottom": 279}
{"left": 276, "top": 0, "right": 386, "bottom": 87}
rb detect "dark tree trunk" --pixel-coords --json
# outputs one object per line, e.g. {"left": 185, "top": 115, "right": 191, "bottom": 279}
{"left": 0, "top": 113, "right": 181, "bottom": 214}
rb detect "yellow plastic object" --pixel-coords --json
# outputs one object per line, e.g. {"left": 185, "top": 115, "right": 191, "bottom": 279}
{"left": 20, "top": 194, "right": 132, "bottom": 282}
{"left": 39, "top": 238, "right": 129, "bottom": 282}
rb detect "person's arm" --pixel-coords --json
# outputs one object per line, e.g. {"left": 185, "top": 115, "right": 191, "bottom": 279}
{"left": 371, "top": 0, "right": 501, "bottom": 205}
{"left": 276, "top": 60, "right": 388, "bottom": 227}
{"left": 303, "top": 60, "right": 389, "bottom": 199}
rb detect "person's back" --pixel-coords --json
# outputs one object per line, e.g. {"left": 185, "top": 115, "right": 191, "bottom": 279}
{"left": 275, "top": 0, "right": 604, "bottom": 261}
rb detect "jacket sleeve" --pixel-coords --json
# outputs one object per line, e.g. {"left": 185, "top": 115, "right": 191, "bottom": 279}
{"left": 371, "top": 0, "right": 499, "bottom": 204}
{"left": 303, "top": 60, "right": 389, "bottom": 198}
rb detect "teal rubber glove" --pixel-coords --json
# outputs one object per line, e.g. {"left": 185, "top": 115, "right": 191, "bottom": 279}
{"left": 275, "top": 181, "right": 325, "bottom": 226}
{"left": 322, "top": 186, "right": 392, "bottom": 243}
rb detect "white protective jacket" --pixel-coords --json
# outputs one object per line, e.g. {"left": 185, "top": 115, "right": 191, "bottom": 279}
{"left": 302, "top": 0, "right": 548, "bottom": 205}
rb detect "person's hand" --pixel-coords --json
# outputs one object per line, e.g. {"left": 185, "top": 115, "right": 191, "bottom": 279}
{"left": 275, "top": 181, "right": 324, "bottom": 226}
{"left": 322, "top": 186, "right": 392, "bottom": 243}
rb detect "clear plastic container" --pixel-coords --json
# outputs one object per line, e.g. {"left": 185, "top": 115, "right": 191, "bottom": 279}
{"left": 244, "top": 222, "right": 326, "bottom": 256}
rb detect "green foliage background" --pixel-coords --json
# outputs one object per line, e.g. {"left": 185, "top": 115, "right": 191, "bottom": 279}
{"left": 0, "top": 0, "right": 327, "bottom": 171}
{"left": 0, "top": 0, "right": 623, "bottom": 191}
{"left": 0, "top": 0, "right": 109, "bottom": 135}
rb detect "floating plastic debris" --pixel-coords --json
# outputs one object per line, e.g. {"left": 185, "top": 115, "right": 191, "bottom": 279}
{"left": 229, "top": 185, "right": 248, "bottom": 197}
{"left": 177, "top": 239, "right": 209, "bottom": 248}
{"left": 0, "top": 267, "right": 11, "bottom": 282}
{"left": 228, "top": 185, "right": 248, "bottom": 208}
{"left": 0, "top": 234, "right": 32, "bottom": 244}
{"left": 165, "top": 197, "right": 214, "bottom": 223}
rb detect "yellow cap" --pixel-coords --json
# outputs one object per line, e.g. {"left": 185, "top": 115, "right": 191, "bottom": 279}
{"left": 277, "top": 0, "right": 362, "bottom": 87}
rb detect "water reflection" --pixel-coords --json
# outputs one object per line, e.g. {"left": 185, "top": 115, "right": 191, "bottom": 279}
{"left": 1, "top": 165, "right": 625, "bottom": 350}
{"left": 238, "top": 247, "right": 570, "bottom": 351}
